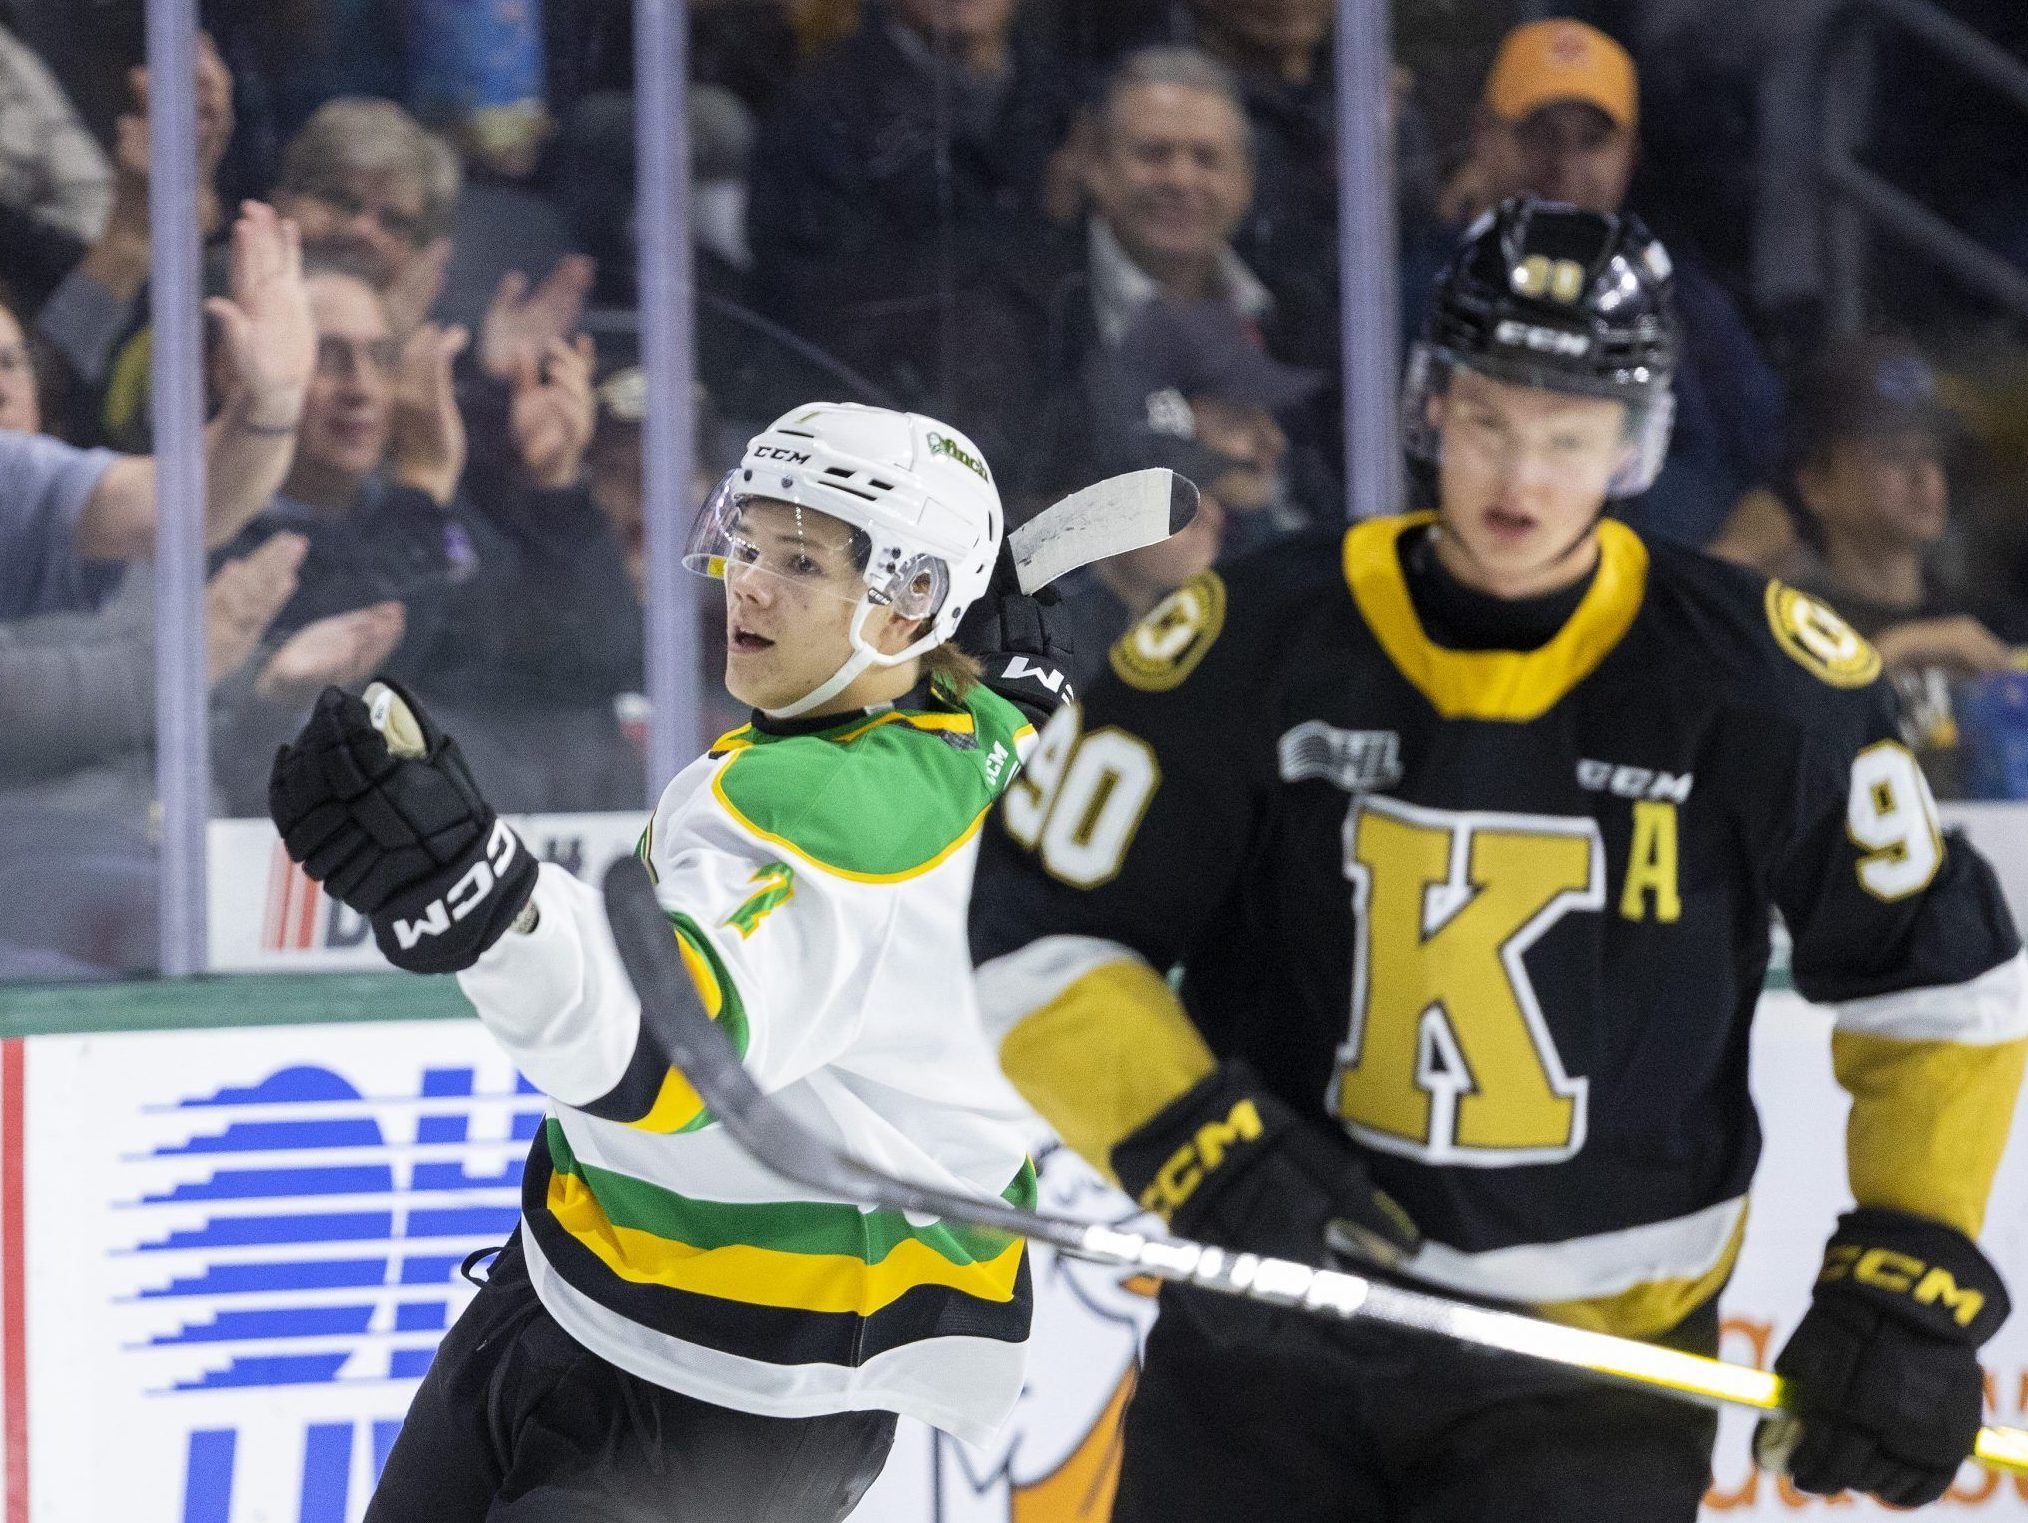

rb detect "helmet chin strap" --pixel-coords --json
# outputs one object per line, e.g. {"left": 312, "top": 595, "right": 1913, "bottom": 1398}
{"left": 759, "top": 599, "right": 940, "bottom": 721}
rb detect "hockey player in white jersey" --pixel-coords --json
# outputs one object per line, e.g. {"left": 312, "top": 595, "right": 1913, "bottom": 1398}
{"left": 269, "top": 403, "right": 1043, "bottom": 1521}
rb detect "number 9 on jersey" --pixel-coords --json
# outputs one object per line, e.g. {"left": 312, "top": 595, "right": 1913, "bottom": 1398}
{"left": 1848, "top": 740, "right": 1943, "bottom": 901}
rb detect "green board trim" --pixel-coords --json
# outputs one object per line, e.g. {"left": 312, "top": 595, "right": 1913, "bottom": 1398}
{"left": 0, "top": 971, "right": 474, "bottom": 1040}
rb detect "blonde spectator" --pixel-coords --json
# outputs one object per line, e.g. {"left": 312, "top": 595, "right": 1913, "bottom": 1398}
{"left": 275, "top": 97, "right": 463, "bottom": 333}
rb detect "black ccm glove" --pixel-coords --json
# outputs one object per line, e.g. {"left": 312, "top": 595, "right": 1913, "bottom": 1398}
{"left": 1111, "top": 1062, "right": 1420, "bottom": 1282}
{"left": 1757, "top": 1208, "right": 2008, "bottom": 1507}
{"left": 955, "top": 543, "right": 1077, "bottom": 726}
{"left": 268, "top": 680, "right": 536, "bottom": 975}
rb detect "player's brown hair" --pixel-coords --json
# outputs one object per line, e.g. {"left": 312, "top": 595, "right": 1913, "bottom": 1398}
{"left": 922, "top": 642, "right": 982, "bottom": 696}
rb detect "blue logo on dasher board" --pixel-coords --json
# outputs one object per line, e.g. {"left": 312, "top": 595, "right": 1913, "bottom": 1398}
{"left": 120, "top": 1061, "right": 542, "bottom": 1519}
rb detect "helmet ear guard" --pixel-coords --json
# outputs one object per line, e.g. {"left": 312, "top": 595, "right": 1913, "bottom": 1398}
{"left": 872, "top": 552, "right": 950, "bottom": 624}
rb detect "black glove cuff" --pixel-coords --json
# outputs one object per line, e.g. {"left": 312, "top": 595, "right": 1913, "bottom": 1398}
{"left": 996, "top": 593, "right": 1052, "bottom": 655}
{"left": 1817, "top": 1208, "right": 2009, "bottom": 1346}
{"left": 1110, "top": 1062, "right": 1302, "bottom": 1224}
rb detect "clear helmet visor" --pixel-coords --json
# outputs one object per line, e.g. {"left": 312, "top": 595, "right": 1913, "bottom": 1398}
{"left": 684, "top": 472, "right": 950, "bottom": 620}
{"left": 1401, "top": 345, "right": 1676, "bottom": 500}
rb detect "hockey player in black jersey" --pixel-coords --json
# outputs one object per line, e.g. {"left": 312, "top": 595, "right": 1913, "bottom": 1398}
{"left": 969, "top": 198, "right": 2026, "bottom": 1519}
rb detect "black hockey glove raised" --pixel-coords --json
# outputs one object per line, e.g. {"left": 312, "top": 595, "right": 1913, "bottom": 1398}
{"left": 268, "top": 680, "right": 536, "bottom": 975}
{"left": 955, "top": 544, "right": 1077, "bottom": 726}
{"left": 1110, "top": 1062, "right": 1419, "bottom": 1273}
{"left": 1757, "top": 1208, "right": 2008, "bottom": 1508}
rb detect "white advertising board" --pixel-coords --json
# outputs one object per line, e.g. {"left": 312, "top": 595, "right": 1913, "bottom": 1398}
{"left": 11, "top": 802, "right": 2025, "bottom": 1517}
{"left": 1, "top": 1000, "right": 2024, "bottom": 1521}
{"left": 14, "top": 1020, "right": 530, "bottom": 1522}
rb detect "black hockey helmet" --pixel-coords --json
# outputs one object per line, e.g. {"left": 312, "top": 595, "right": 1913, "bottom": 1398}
{"left": 1405, "top": 196, "right": 1681, "bottom": 496}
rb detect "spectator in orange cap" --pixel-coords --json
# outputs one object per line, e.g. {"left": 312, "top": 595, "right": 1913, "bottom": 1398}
{"left": 1448, "top": 18, "right": 1639, "bottom": 224}
{"left": 1411, "top": 19, "right": 1783, "bottom": 553}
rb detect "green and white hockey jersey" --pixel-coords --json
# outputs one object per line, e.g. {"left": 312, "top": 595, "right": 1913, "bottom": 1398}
{"left": 457, "top": 677, "right": 1038, "bottom": 1445}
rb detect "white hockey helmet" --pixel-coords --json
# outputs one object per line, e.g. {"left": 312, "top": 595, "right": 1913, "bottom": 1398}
{"left": 685, "top": 402, "right": 1004, "bottom": 718}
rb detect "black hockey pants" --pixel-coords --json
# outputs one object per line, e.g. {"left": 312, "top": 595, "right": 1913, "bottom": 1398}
{"left": 1111, "top": 1283, "right": 1719, "bottom": 1522}
{"left": 365, "top": 1234, "right": 896, "bottom": 1523}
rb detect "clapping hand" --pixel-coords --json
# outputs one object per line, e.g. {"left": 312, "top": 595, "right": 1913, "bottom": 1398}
{"left": 206, "top": 531, "right": 307, "bottom": 684}
{"left": 510, "top": 335, "right": 597, "bottom": 490}
{"left": 384, "top": 237, "right": 454, "bottom": 337}
{"left": 206, "top": 202, "right": 315, "bottom": 434}
{"left": 481, "top": 256, "right": 595, "bottom": 382}
{"left": 389, "top": 322, "right": 472, "bottom": 505}
{"left": 110, "top": 33, "right": 234, "bottom": 240}
{"left": 256, "top": 602, "right": 409, "bottom": 708}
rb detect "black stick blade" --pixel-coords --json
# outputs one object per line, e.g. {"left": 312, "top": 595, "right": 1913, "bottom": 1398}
{"left": 601, "top": 856, "right": 761, "bottom": 1113}
{"left": 1166, "top": 471, "right": 1200, "bottom": 535}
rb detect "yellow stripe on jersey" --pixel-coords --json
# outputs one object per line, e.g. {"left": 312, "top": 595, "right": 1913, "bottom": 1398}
{"left": 632, "top": 1065, "right": 712, "bottom": 1134}
{"left": 828, "top": 709, "right": 977, "bottom": 746}
{"left": 1342, "top": 513, "right": 1648, "bottom": 722}
{"left": 998, "top": 958, "right": 1216, "bottom": 1182}
{"left": 1834, "top": 1028, "right": 2028, "bottom": 1236}
{"left": 546, "top": 1168, "right": 1027, "bottom": 1315}
{"left": 625, "top": 928, "right": 733, "bottom": 1135}
{"left": 1535, "top": 1208, "right": 1748, "bottom": 1340}
{"left": 710, "top": 724, "right": 759, "bottom": 755}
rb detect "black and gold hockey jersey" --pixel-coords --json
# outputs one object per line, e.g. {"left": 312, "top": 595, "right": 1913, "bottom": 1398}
{"left": 970, "top": 512, "right": 2028, "bottom": 1340}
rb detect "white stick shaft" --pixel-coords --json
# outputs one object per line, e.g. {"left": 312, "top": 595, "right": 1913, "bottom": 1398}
{"left": 1068, "top": 1221, "right": 1779, "bottom": 1412}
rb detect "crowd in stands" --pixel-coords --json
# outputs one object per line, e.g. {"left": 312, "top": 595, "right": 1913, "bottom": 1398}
{"left": 0, "top": 0, "right": 2024, "bottom": 975}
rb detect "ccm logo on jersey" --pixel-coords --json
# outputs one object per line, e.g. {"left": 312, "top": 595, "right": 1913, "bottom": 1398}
{"left": 1494, "top": 319, "right": 1591, "bottom": 357}
{"left": 1821, "top": 1244, "right": 1988, "bottom": 1329}
{"left": 984, "top": 740, "right": 1011, "bottom": 787}
{"left": 1575, "top": 760, "right": 1693, "bottom": 802}
{"left": 392, "top": 821, "right": 520, "bottom": 950}
{"left": 1137, "top": 1098, "right": 1263, "bottom": 1216}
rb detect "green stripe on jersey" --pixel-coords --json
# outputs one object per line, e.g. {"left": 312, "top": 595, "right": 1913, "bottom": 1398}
{"left": 546, "top": 1118, "right": 1034, "bottom": 1267}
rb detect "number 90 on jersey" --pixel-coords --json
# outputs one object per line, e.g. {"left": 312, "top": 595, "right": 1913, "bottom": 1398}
{"left": 1003, "top": 705, "right": 1162, "bottom": 889}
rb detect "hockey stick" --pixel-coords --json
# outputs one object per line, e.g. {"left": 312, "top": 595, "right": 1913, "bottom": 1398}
{"left": 1007, "top": 467, "right": 1197, "bottom": 594}
{"left": 597, "top": 855, "right": 2028, "bottom": 1478}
